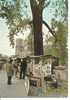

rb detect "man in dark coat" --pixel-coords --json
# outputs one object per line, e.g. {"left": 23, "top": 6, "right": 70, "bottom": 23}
{"left": 20, "top": 58, "right": 27, "bottom": 79}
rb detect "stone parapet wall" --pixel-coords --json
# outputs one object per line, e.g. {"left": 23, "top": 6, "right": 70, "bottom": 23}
{"left": 54, "top": 66, "right": 68, "bottom": 81}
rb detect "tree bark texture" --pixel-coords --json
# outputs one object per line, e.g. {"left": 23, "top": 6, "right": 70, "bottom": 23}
{"left": 30, "top": 0, "right": 43, "bottom": 56}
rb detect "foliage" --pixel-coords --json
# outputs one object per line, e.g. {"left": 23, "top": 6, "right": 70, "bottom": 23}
{"left": 0, "top": 0, "right": 31, "bottom": 47}
{"left": 0, "top": 0, "right": 52, "bottom": 47}
{"left": 44, "top": 21, "right": 68, "bottom": 65}
{"left": 49, "top": 0, "right": 68, "bottom": 22}
{"left": 0, "top": 0, "right": 68, "bottom": 56}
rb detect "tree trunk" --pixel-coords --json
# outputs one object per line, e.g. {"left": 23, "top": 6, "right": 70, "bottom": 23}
{"left": 30, "top": 0, "right": 43, "bottom": 56}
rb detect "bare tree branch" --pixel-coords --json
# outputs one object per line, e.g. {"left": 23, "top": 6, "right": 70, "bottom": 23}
{"left": 43, "top": 20, "right": 56, "bottom": 37}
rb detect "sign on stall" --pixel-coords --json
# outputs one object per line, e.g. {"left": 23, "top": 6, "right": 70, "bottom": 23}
{"left": 42, "top": 63, "right": 52, "bottom": 77}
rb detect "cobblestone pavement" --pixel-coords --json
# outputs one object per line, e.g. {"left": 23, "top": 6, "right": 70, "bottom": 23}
{"left": 0, "top": 70, "right": 28, "bottom": 97}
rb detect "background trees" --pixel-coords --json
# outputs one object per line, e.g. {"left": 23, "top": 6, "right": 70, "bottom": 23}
{"left": 44, "top": 20, "right": 68, "bottom": 65}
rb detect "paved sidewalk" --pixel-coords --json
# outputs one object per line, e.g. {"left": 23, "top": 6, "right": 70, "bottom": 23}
{"left": 0, "top": 70, "right": 28, "bottom": 97}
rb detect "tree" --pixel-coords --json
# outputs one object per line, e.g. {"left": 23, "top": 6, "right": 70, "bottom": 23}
{"left": 30, "top": 0, "right": 43, "bottom": 55}
{"left": 54, "top": 22, "right": 67, "bottom": 65}
{"left": 0, "top": 0, "right": 67, "bottom": 56}
{"left": 0, "top": 0, "right": 31, "bottom": 47}
{"left": 0, "top": 0, "right": 55, "bottom": 56}
{"left": 44, "top": 21, "right": 68, "bottom": 65}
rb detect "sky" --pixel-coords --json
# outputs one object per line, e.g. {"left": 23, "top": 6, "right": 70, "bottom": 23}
{"left": 0, "top": 18, "right": 15, "bottom": 56}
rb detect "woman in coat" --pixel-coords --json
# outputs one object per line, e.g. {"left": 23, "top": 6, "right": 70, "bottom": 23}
{"left": 6, "top": 58, "right": 14, "bottom": 85}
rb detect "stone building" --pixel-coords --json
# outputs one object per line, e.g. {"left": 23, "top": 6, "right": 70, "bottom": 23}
{"left": 15, "top": 38, "right": 32, "bottom": 57}
{"left": 15, "top": 38, "right": 24, "bottom": 57}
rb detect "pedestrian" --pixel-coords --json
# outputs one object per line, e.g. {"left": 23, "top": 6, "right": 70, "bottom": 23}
{"left": 6, "top": 58, "right": 14, "bottom": 85}
{"left": 12, "top": 60, "right": 18, "bottom": 78}
{"left": 20, "top": 58, "right": 27, "bottom": 79}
